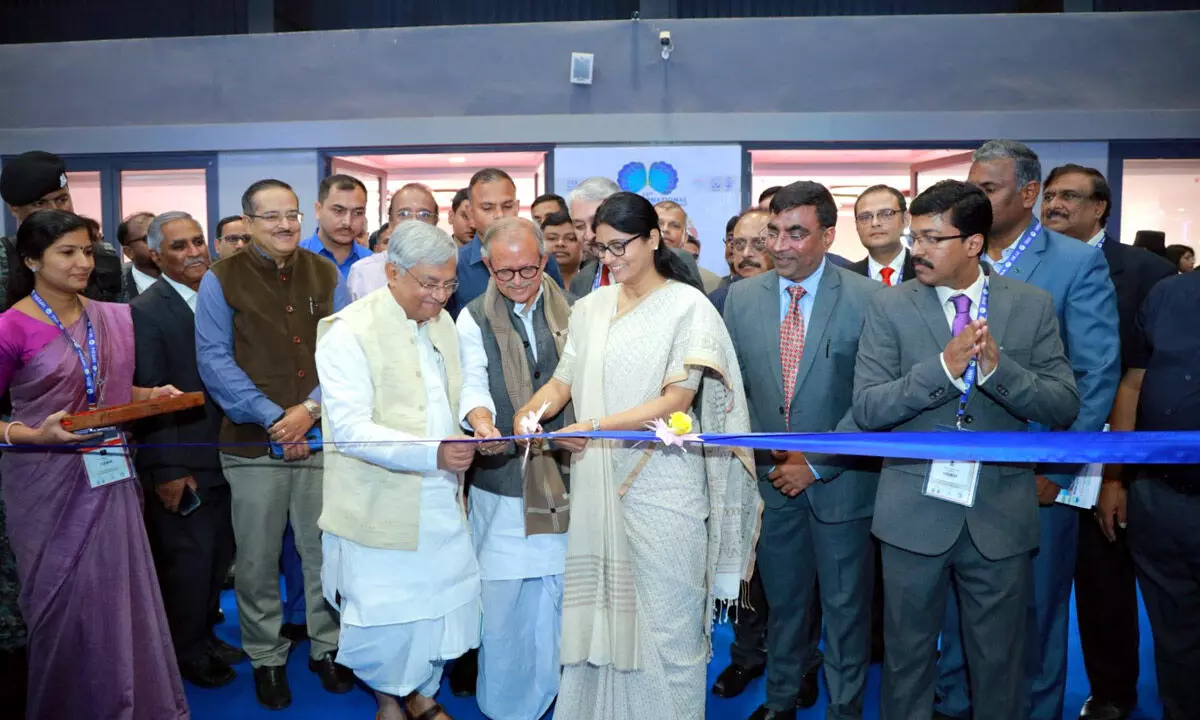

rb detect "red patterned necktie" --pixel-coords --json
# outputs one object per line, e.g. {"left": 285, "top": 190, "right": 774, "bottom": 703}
{"left": 880, "top": 267, "right": 895, "bottom": 287}
{"left": 780, "top": 285, "right": 807, "bottom": 428}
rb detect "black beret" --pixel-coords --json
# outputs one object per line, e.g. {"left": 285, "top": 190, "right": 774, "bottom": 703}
{"left": 0, "top": 150, "right": 68, "bottom": 207}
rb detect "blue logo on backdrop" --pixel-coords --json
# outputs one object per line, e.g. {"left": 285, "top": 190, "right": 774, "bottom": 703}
{"left": 617, "top": 161, "right": 679, "bottom": 194}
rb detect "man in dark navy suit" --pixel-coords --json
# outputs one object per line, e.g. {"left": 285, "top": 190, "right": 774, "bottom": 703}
{"left": 1041, "top": 164, "right": 1174, "bottom": 720}
{"left": 848, "top": 185, "right": 917, "bottom": 288}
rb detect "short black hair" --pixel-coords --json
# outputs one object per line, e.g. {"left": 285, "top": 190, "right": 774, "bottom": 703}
{"left": 758, "top": 186, "right": 783, "bottom": 204}
{"left": 1045, "top": 164, "right": 1112, "bottom": 227}
{"left": 241, "top": 179, "right": 295, "bottom": 215}
{"left": 318, "top": 174, "right": 368, "bottom": 204}
{"left": 854, "top": 184, "right": 907, "bottom": 214}
{"left": 769, "top": 181, "right": 838, "bottom": 229}
{"left": 540, "top": 210, "right": 573, "bottom": 229}
{"left": 725, "top": 214, "right": 740, "bottom": 235}
{"left": 686, "top": 234, "right": 700, "bottom": 248}
{"left": 532, "top": 193, "right": 567, "bottom": 214}
{"left": 911, "top": 180, "right": 993, "bottom": 253}
{"left": 469, "top": 168, "right": 516, "bottom": 199}
{"left": 116, "top": 212, "right": 155, "bottom": 246}
{"left": 1165, "top": 244, "right": 1193, "bottom": 270}
{"left": 451, "top": 187, "right": 470, "bottom": 213}
{"left": 216, "top": 215, "right": 243, "bottom": 237}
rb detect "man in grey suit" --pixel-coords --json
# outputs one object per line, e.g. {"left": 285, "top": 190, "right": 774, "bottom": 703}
{"left": 724, "top": 181, "right": 881, "bottom": 720}
{"left": 852, "top": 180, "right": 1079, "bottom": 720}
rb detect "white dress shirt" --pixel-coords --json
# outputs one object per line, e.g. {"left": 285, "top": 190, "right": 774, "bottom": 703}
{"left": 161, "top": 275, "right": 199, "bottom": 312}
{"left": 454, "top": 288, "right": 568, "bottom": 582}
{"left": 131, "top": 265, "right": 158, "bottom": 295}
{"left": 347, "top": 252, "right": 390, "bottom": 301}
{"left": 316, "top": 317, "right": 479, "bottom": 626}
{"left": 935, "top": 266, "right": 997, "bottom": 391}
{"left": 867, "top": 249, "right": 907, "bottom": 285}
{"left": 1087, "top": 229, "right": 1106, "bottom": 247}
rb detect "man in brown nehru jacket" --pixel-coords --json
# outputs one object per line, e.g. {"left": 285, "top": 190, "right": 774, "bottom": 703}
{"left": 195, "top": 178, "right": 354, "bottom": 710}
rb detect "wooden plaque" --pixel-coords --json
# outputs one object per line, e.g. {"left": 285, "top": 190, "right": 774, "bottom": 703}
{"left": 61, "top": 392, "right": 206, "bottom": 432}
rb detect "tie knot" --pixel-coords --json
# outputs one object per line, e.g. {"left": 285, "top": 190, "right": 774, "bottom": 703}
{"left": 951, "top": 294, "right": 972, "bottom": 314}
{"left": 879, "top": 267, "right": 895, "bottom": 285}
{"left": 787, "top": 285, "right": 806, "bottom": 302}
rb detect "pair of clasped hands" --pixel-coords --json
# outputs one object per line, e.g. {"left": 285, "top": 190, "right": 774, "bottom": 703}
{"left": 434, "top": 406, "right": 590, "bottom": 474}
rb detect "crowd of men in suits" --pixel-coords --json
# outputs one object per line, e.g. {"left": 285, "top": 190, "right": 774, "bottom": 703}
{"left": 0, "top": 139, "right": 1197, "bottom": 720}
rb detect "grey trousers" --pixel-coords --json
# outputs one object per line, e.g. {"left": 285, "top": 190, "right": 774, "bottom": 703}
{"left": 880, "top": 529, "right": 1030, "bottom": 720}
{"left": 221, "top": 452, "right": 338, "bottom": 667}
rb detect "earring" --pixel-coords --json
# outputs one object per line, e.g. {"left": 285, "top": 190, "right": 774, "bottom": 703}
{"left": 30, "top": 264, "right": 40, "bottom": 273}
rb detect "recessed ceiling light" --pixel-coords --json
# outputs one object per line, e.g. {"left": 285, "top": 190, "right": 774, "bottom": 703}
{"left": 448, "top": 156, "right": 466, "bottom": 164}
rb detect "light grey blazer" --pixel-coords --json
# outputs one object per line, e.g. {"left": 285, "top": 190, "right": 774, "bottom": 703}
{"left": 852, "top": 269, "right": 1079, "bottom": 560}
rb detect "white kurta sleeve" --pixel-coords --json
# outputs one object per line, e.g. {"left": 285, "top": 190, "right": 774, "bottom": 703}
{"left": 316, "top": 320, "right": 440, "bottom": 473}
{"left": 455, "top": 308, "right": 498, "bottom": 431}
{"left": 552, "top": 331, "right": 576, "bottom": 386}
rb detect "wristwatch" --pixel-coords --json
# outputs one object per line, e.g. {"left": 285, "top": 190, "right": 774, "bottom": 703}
{"left": 590, "top": 418, "right": 601, "bottom": 432}
{"left": 302, "top": 399, "right": 321, "bottom": 421}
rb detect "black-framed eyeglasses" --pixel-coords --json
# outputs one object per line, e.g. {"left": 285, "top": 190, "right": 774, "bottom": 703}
{"left": 729, "top": 237, "right": 768, "bottom": 253}
{"left": 910, "top": 233, "right": 968, "bottom": 249}
{"left": 492, "top": 265, "right": 541, "bottom": 282}
{"left": 586, "top": 235, "right": 644, "bottom": 258}
{"left": 855, "top": 208, "right": 902, "bottom": 224}
{"left": 247, "top": 211, "right": 303, "bottom": 225}
{"left": 397, "top": 265, "right": 459, "bottom": 295}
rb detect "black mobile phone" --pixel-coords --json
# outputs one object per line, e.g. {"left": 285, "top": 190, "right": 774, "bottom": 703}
{"left": 178, "top": 485, "right": 202, "bottom": 516}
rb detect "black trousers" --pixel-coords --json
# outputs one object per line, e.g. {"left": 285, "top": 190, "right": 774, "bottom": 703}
{"left": 144, "top": 482, "right": 236, "bottom": 664}
{"left": 1073, "top": 508, "right": 1140, "bottom": 706}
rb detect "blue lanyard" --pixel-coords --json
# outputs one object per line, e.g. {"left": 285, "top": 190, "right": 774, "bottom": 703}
{"left": 954, "top": 279, "right": 990, "bottom": 429}
{"left": 989, "top": 220, "right": 1041, "bottom": 277}
{"left": 1094, "top": 234, "right": 1107, "bottom": 250}
{"left": 30, "top": 291, "right": 101, "bottom": 409}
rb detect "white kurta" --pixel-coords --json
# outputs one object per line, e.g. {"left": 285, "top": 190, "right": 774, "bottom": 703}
{"left": 454, "top": 291, "right": 568, "bottom": 720}
{"left": 315, "top": 318, "right": 481, "bottom": 697}
{"left": 347, "top": 251, "right": 389, "bottom": 301}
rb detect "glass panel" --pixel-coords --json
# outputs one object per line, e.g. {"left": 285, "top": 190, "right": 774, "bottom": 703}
{"left": 119, "top": 168, "right": 209, "bottom": 240}
{"left": 914, "top": 160, "right": 972, "bottom": 194}
{"left": 66, "top": 170, "right": 104, "bottom": 234}
{"left": 1120, "top": 159, "right": 1200, "bottom": 257}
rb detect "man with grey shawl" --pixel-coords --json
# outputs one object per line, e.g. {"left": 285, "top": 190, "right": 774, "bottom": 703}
{"left": 455, "top": 217, "right": 575, "bottom": 720}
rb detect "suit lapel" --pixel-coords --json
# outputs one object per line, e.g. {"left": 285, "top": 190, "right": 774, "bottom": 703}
{"left": 157, "top": 280, "right": 196, "bottom": 331}
{"left": 913, "top": 282, "right": 951, "bottom": 348}
{"left": 791, "top": 265, "right": 841, "bottom": 404}
{"left": 983, "top": 273, "right": 1013, "bottom": 349}
{"left": 756, "top": 271, "right": 787, "bottom": 402}
{"left": 997, "top": 221, "right": 1047, "bottom": 283}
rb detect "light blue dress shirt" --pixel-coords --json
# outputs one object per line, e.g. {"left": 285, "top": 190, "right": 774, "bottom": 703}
{"left": 299, "top": 232, "right": 372, "bottom": 279}
{"left": 775, "top": 257, "right": 827, "bottom": 479}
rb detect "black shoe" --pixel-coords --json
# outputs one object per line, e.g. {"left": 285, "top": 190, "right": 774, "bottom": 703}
{"left": 308, "top": 652, "right": 355, "bottom": 694}
{"left": 1079, "top": 696, "right": 1134, "bottom": 720}
{"left": 712, "top": 663, "right": 765, "bottom": 698}
{"left": 209, "top": 635, "right": 247, "bottom": 665}
{"left": 279, "top": 622, "right": 308, "bottom": 644}
{"left": 253, "top": 665, "right": 291, "bottom": 710}
{"left": 214, "top": 608, "right": 226, "bottom": 625}
{"left": 795, "top": 670, "right": 819, "bottom": 709}
{"left": 180, "top": 652, "right": 237, "bottom": 689}
{"left": 449, "top": 648, "right": 478, "bottom": 697}
{"left": 749, "top": 706, "right": 795, "bottom": 720}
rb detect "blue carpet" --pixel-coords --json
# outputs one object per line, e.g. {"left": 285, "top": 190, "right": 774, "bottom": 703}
{"left": 192, "top": 589, "right": 1162, "bottom": 719}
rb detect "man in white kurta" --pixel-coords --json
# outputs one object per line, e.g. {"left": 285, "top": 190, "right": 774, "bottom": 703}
{"left": 315, "top": 221, "right": 481, "bottom": 720}
{"left": 455, "top": 217, "right": 573, "bottom": 720}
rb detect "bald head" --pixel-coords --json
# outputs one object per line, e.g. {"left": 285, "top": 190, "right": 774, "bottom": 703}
{"left": 482, "top": 217, "right": 546, "bottom": 305}
{"left": 388, "top": 183, "right": 439, "bottom": 230}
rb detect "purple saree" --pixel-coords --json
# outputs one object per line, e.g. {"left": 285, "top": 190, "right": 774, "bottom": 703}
{"left": 0, "top": 301, "right": 189, "bottom": 720}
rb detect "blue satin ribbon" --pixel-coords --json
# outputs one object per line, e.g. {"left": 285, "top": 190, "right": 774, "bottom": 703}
{"left": 6, "top": 430, "right": 1199, "bottom": 464}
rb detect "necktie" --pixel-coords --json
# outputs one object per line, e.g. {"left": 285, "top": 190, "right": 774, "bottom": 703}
{"left": 880, "top": 267, "right": 895, "bottom": 287}
{"left": 780, "top": 285, "right": 807, "bottom": 425}
{"left": 599, "top": 265, "right": 611, "bottom": 286}
{"left": 950, "top": 294, "right": 972, "bottom": 337}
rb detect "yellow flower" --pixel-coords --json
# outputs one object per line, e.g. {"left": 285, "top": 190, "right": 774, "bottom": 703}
{"left": 667, "top": 411, "right": 693, "bottom": 435}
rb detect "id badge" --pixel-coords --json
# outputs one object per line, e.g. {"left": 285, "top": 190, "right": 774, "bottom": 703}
{"left": 81, "top": 428, "right": 134, "bottom": 489}
{"left": 922, "top": 425, "right": 980, "bottom": 507}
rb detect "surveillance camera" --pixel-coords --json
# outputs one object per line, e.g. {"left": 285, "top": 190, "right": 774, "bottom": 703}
{"left": 659, "top": 30, "right": 672, "bottom": 47}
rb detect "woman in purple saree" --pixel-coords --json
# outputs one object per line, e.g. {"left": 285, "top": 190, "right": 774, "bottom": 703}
{"left": 0, "top": 210, "right": 189, "bottom": 719}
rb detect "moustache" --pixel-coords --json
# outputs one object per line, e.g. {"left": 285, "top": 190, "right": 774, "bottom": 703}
{"left": 183, "top": 257, "right": 208, "bottom": 268}
{"left": 1047, "top": 210, "right": 1068, "bottom": 219}
{"left": 738, "top": 259, "right": 763, "bottom": 270}
{"left": 912, "top": 257, "right": 935, "bottom": 270}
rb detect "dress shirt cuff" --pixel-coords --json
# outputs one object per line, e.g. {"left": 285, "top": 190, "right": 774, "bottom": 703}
{"left": 423, "top": 444, "right": 441, "bottom": 475}
{"left": 977, "top": 358, "right": 998, "bottom": 386}
{"left": 807, "top": 459, "right": 822, "bottom": 482}
{"left": 308, "top": 386, "right": 322, "bottom": 405}
{"left": 939, "top": 353, "right": 968, "bottom": 392}
{"left": 257, "top": 397, "right": 286, "bottom": 429}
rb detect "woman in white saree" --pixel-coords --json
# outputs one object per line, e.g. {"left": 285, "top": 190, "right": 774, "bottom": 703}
{"left": 515, "top": 192, "right": 763, "bottom": 720}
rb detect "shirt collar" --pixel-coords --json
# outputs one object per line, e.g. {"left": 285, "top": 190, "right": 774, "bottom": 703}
{"left": 866, "top": 248, "right": 906, "bottom": 279}
{"left": 778, "top": 257, "right": 827, "bottom": 298}
{"left": 1087, "top": 229, "right": 1106, "bottom": 247}
{"left": 935, "top": 264, "right": 987, "bottom": 310}
{"left": 161, "top": 274, "right": 199, "bottom": 308}
{"left": 301, "top": 232, "right": 371, "bottom": 263}
{"left": 512, "top": 286, "right": 544, "bottom": 318}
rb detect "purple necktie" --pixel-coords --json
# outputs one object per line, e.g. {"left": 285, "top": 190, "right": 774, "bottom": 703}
{"left": 950, "top": 294, "right": 973, "bottom": 336}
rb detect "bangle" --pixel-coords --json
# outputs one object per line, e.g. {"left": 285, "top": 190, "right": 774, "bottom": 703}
{"left": 4, "top": 421, "right": 25, "bottom": 446}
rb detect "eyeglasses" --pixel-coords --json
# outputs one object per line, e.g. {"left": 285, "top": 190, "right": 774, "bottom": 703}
{"left": 762, "top": 227, "right": 812, "bottom": 244}
{"left": 728, "top": 237, "right": 769, "bottom": 253}
{"left": 492, "top": 265, "right": 541, "bottom": 282}
{"left": 1042, "top": 189, "right": 1098, "bottom": 205}
{"left": 397, "top": 265, "right": 459, "bottom": 295}
{"left": 247, "top": 211, "right": 303, "bottom": 225}
{"left": 221, "top": 234, "right": 250, "bottom": 245}
{"left": 586, "top": 235, "right": 644, "bottom": 258}
{"left": 855, "top": 208, "right": 902, "bottom": 224}
{"left": 392, "top": 209, "right": 437, "bottom": 222}
{"left": 910, "top": 233, "right": 968, "bottom": 249}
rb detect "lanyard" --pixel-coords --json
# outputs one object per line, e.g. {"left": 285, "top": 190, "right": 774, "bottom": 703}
{"left": 988, "top": 220, "right": 1041, "bottom": 277}
{"left": 30, "top": 291, "right": 101, "bottom": 409}
{"left": 954, "top": 279, "right": 990, "bottom": 429}
{"left": 1094, "top": 234, "right": 1107, "bottom": 250}
{"left": 592, "top": 264, "right": 604, "bottom": 290}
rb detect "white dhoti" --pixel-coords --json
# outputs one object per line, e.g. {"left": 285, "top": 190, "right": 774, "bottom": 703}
{"left": 469, "top": 486, "right": 568, "bottom": 720}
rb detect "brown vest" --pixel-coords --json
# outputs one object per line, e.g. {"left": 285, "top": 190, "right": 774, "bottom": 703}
{"left": 210, "top": 245, "right": 340, "bottom": 457}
